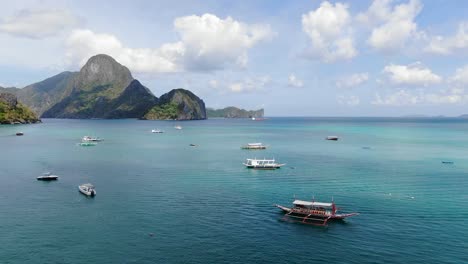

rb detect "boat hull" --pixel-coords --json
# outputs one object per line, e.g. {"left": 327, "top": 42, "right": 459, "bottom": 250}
{"left": 276, "top": 204, "right": 358, "bottom": 223}
{"left": 79, "top": 187, "right": 96, "bottom": 197}
{"left": 37, "top": 177, "right": 58, "bottom": 181}
{"left": 244, "top": 164, "right": 283, "bottom": 169}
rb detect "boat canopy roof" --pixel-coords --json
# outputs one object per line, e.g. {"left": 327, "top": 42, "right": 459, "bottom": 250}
{"left": 293, "top": 200, "right": 333, "bottom": 207}
{"left": 246, "top": 158, "right": 275, "bottom": 162}
{"left": 81, "top": 183, "right": 94, "bottom": 188}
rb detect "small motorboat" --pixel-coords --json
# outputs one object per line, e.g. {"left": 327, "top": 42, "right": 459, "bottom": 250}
{"left": 174, "top": 125, "right": 182, "bottom": 130}
{"left": 189, "top": 144, "right": 197, "bottom": 147}
{"left": 78, "top": 183, "right": 96, "bottom": 197}
{"left": 82, "top": 136, "right": 103, "bottom": 142}
{"left": 151, "top": 129, "right": 164, "bottom": 133}
{"left": 16, "top": 132, "right": 24, "bottom": 136}
{"left": 37, "top": 172, "right": 58, "bottom": 181}
{"left": 326, "top": 136, "right": 339, "bottom": 141}
{"left": 243, "top": 158, "right": 285, "bottom": 169}
{"left": 442, "top": 161, "right": 454, "bottom": 164}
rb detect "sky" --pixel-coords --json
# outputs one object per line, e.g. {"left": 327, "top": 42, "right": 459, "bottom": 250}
{"left": 1, "top": 0, "right": 468, "bottom": 116}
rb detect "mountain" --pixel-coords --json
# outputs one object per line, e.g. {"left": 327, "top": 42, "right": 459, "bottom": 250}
{"left": 41, "top": 54, "right": 158, "bottom": 118}
{"left": 4, "top": 54, "right": 206, "bottom": 120}
{"left": 105, "top": 80, "right": 159, "bottom": 118}
{"left": 0, "top": 93, "right": 40, "bottom": 124}
{"left": 15, "top": 71, "right": 77, "bottom": 116}
{"left": 142, "top": 89, "right": 206, "bottom": 120}
{"left": 207, "top": 107, "right": 264, "bottom": 118}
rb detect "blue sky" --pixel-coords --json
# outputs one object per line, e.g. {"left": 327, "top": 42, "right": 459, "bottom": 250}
{"left": 1, "top": 0, "right": 468, "bottom": 116}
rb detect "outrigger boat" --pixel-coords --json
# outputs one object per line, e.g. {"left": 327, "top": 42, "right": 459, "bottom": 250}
{"left": 82, "top": 136, "right": 103, "bottom": 142}
{"left": 243, "top": 158, "right": 285, "bottom": 169}
{"left": 241, "top": 143, "right": 267, "bottom": 150}
{"left": 276, "top": 199, "right": 359, "bottom": 226}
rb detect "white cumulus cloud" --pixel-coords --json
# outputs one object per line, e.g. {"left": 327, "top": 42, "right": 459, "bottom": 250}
{"left": 450, "top": 65, "right": 468, "bottom": 84}
{"left": 301, "top": 1, "right": 357, "bottom": 63}
{"left": 228, "top": 76, "right": 271, "bottom": 93}
{"left": 288, "top": 74, "right": 304, "bottom": 88}
{"left": 336, "top": 72, "right": 369, "bottom": 88}
{"left": 372, "top": 88, "right": 468, "bottom": 106}
{"left": 361, "top": 0, "right": 423, "bottom": 52}
{"left": 66, "top": 29, "right": 185, "bottom": 73}
{"left": 0, "top": 9, "right": 79, "bottom": 39}
{"left": 383, "top": 63, "right": 442, "bottom": 86}
{"left": 425, "top": 22, "right": 468, "bottom": 55}
{"left": 65, "top": 14, "right": 274, "bottom": 74}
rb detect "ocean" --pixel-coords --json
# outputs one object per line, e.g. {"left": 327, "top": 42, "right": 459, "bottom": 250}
{"left": 0, "top": 118, "right": 466, "bottom": 263}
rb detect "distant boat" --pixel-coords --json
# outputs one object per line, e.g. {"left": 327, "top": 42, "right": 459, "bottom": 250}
{"left": 442, "top": 161, "right": 454, "bottom": 164}
{"left": 243, "top": 158, "right": 285, "bottom": 169}
{"left": 326, "top": 136, "right": 339, "bottom": 141}
{"left": 190, "top": 144, "right": 197, "bottom": 147}
{"left": 251, "top": 117, "right": 266, "bottom": 121}
{"left": 82, "top": 136, "right": 103, "bottom": 142}
{"left": 276, "top": 198, "right": 359, "bottom": 226}
{"left": 37, "top": 172, "right": 58, "bottom": 181}
{"left": 241, "top": 143, "right": 267, "bottom": 150}
{"left": 174, "top": 125, "right": 182, "bottom": 130}
{"left": 78, "top": 183, "right": 96, "bottom": 197}
{"left": 79, "top": 142, "right": 97, "bottom": 147}
{"left": 151, "top": 129, "right": 164, "bottom": 133}
{"left": 16, "top": 132, "right": 24, "bottom": 136}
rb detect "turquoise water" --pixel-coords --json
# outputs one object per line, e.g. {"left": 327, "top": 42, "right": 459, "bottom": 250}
{"left": 0, "top": 118, "right": 467, "bottom": 263}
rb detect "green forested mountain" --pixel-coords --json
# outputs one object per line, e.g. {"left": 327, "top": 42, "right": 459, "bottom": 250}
{"left": 0, "top": 93, "right": 40, "bottom": 124}
{"left": 142, "top": 89, "right": 206, "bottom": 120}
{"left": 4, "top": 54, "right": 207, "bottom": 120}
{"left": 207, "top": 107, "right": 264, "bottom": 118}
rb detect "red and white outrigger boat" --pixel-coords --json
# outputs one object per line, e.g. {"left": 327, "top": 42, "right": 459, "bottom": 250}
{"left": 276, "top": 199, "right": 359, "bottom": 226}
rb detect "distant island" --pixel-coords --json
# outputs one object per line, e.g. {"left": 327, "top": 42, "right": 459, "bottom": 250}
{"left": 0, "top": 54, "right": 206, "bottom": 121}
{"left": 0, "top": 93, "right": 40, "bottom": 124}
{"left": 207, "top": 107, "right": 264, "bottom": 118}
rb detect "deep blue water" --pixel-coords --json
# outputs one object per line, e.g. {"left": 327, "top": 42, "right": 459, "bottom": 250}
{"left": 0, "top": 118, "right": 467, "bottom": 263}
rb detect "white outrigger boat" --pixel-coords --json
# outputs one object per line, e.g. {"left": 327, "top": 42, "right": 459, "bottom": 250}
{"left": 82, "top": 136, "right": 103, "bottom": 142}
{"left": 276, "top": 198, "right": 359, "bottom": 226}
{"left": 243, "top": 158, "right": 285, "bottom": 169}
{"left": 37, "top": 172, "right": 58, "bottom": 181}
{"left": 241, "top": 143, "right": 267, "bottom": 150}
{"left": 78, "top": 183, "right": 96, "bottom": 197}
{"left": 151, "top": 129, "right": 164, "bottom": 133}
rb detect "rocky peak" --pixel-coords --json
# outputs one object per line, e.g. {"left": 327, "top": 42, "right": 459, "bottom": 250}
{"left": 75, "top": 54, "right": 133, "bottom": 92}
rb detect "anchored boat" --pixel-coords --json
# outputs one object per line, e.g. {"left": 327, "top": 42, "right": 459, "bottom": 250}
{"left": 241, "top": 143, "right": 267, "bottom": 150}
{"left": 151, "top": 129, "right": 164, "bottom": 133}
{"left": 326, "top": 136, "right": 339, "bottom": 141}
{"left": 78, "top": 183, "right": 96, "bottom": 197}
{"left": 276, "top": 199, "right": 359, "bottom": 226}
{"left": 243, "top": 158, "right": 285, "bottom": 169}
{"left": 82, "top": 136, "right": 103, "bottom": 142}
{"left": 174, "top": 125, "right": 182, "bottom": 130}
{"left": 37, "top": 172, "right": 58, "bottom": 181}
